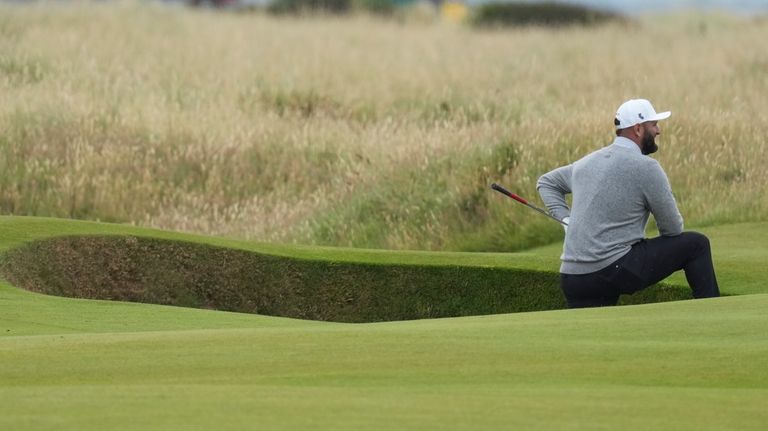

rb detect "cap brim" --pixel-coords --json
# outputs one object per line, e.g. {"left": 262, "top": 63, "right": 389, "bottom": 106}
{"left": 650, "top": 111, "right": 671, "bottom": 121}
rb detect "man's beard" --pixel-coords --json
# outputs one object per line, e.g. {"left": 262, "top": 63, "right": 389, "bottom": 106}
{"left": 641, "top": 133, "right": 658, "bottom": 155}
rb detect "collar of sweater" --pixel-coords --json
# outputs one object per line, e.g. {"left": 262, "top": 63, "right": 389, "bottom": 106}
{"left": 612, "top": 136, "right": 642, "bottom": 155}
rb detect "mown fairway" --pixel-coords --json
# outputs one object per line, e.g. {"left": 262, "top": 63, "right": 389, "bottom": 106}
{"left": 1, "top": 217, "right": 767, "bottom": 430}
{"left": 3, "top": 295, "right": 767, "bottom": 430}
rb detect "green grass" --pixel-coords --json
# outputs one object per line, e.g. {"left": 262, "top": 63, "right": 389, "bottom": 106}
{"left": 2, "top": 5, "right": 766, "bottom": 428}
{"left": 2, "top": 216, "right": 764, "bottom": 287}
{"left": 0, "top": 217, "right": 752, "bottom": 322}
{"left": 0, "top": 234, "right": 689, "bottom": 322}
{"left": 1, "top": 216, "right": 767, "bottom": 429}
{"left": 2, "top": 295, "right": 767, "bottom": 430}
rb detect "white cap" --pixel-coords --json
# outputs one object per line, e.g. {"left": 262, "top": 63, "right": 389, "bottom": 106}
{"left": 614, "top": 99, "right": 671, "bottom": 130}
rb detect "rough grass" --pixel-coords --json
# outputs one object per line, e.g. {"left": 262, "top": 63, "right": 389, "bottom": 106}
{"left": 1, "top": 4, "right": 766, "bottom": 250}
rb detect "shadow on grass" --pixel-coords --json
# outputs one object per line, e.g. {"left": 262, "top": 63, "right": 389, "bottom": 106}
{"left": 0, "top": 236, "right": 693, "bottom": 322}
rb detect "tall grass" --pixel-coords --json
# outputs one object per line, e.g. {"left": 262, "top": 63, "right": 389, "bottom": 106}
{"left": 1, "top": 2, "right": 766, "bottom": 250}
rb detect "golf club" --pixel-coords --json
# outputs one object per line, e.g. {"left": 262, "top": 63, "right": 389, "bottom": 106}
{"left": 491, "top": 183, "right": 568, "bottom": 226}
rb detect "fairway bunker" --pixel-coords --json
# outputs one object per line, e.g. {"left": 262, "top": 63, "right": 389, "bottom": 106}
{"left": 0, "top": 236, "right": 692, "bottom": 322}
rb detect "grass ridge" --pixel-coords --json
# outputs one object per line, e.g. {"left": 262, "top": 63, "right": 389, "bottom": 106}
{"left": 0, "top": 216, "right": 690, "bottom": 322}
{"left": 1, "top": 216, "right": 765, "bottom": 323}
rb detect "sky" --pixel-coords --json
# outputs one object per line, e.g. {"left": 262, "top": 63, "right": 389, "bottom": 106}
{"left": 465, "top": 0, "right": 768, "bottom": 14}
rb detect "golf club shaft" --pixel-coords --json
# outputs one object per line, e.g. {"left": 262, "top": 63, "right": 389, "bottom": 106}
{"left": 491, "top": 183, "right": 568, "bottom": 226}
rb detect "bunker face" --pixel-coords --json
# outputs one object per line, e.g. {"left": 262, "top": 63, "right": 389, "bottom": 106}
{"left": 0, "top": 236, "right": 692, "bottom": 322}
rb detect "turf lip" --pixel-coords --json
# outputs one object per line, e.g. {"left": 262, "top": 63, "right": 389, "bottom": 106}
{"left": 0, "top": 231, "right": 694, "bottom": 323}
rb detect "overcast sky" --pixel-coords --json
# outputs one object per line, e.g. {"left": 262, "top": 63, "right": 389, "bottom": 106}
{"left": 465, "top": 0, "right": 768, "bottom": 14}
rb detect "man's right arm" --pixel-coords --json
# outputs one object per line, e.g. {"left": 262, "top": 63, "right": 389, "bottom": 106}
{"left": 536, "top": 165, "right": 573, "bottom": 222}
{"left": 644, "top": 161, "right": 684, "bottom": 236}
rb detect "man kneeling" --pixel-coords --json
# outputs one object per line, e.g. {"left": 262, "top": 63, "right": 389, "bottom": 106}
{"left": 537, "top": 99, "right": 720, "bottom": 308}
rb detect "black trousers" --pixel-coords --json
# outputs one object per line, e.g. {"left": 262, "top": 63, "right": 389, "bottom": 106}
{"left": 560, "top": 232, "right": 720, "bottom": 308}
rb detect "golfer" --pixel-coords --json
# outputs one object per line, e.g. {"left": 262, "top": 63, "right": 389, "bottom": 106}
{"left": 537, "top": 98, "right": 720, "bottom": 308}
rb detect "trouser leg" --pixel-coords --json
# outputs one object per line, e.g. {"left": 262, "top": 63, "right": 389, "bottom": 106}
{"left": 560, "top": 231, "right": 720, "bottom": 308}
{"left": 560, "top": 269, "right": 620, "bottom": 308}
{"left": 621, "top": 232, "right": 720, "bottom": 299}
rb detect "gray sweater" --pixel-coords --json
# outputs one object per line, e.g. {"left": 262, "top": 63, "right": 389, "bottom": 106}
{"left": 536, "top": 137, "right": 684, "bottom": 274}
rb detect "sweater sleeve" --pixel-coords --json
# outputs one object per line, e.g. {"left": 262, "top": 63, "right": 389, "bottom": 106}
{"left": 644, "top": 161, "right": 684, "bottom": 236}
{"left": 536, "top": 164, "right": 573, "bottom": 222}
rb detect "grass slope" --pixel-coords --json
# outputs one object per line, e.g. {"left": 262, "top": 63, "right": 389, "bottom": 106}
{"left": 0, "top": 235, "right": 690, "bottom": 322}
{"left": 1, "top": 296, "right": 767, "bottom": 430}
{"left": 0, "top": 216, "right": 764, "bottom": 297}
{"left": 1, "top": 216, "right": 767, "bottom": 429}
